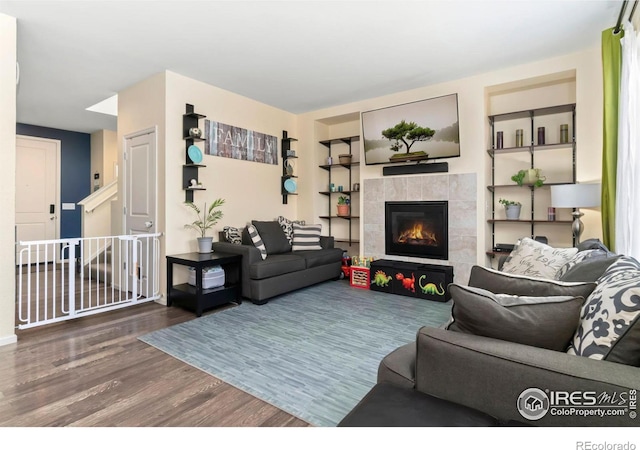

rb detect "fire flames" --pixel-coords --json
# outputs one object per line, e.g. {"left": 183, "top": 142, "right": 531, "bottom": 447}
{"left": 397, "top": 222, "right": 438, "bottom": 246}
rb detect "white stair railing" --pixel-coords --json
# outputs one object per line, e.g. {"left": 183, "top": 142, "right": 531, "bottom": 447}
{"left": 16, "top": 233, "right": 161, "bottom": 330}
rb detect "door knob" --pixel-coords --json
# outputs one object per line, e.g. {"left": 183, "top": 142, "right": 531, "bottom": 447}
{"left": 144, "top": 221, "right": 153, "bottom": 228}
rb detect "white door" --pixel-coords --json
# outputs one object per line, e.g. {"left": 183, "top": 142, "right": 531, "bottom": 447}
{"left": 123, "top": 128, "right": 157, "bottom": 297}
{"left": 15, "top": 136, "right": 60, "bottom": 264}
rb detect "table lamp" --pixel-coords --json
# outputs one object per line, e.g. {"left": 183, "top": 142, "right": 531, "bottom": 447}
{"left": 550, "top": 183, "right": 601, "bottom": 244}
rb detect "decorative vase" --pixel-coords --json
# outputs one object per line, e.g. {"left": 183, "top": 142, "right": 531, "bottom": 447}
{"left": 505, "top": 205, "right": 521, "bottom": 220}
{"left": 197, "top": 236, "right": 213, "bottom": 253}
{"left": 337, "top": 205, "right": 350, "bottom": 217}
{"left": 189, "top": 127, "right": 203, "bottom": 138}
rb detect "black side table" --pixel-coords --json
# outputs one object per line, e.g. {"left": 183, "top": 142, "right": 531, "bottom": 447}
{"left": 166, "top": 252, "right": 242, "bottom": 317}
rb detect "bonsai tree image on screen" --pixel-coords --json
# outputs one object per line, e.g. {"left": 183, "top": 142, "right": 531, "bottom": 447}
{"left": 382, "top": 119, "right": 435, "bottom": 162}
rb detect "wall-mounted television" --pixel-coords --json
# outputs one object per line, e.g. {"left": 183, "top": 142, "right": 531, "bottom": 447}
{"left": 362, "top": 93, "right": 460, "bottom": 165}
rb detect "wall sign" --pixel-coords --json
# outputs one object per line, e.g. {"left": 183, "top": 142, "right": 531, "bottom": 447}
{"left": 204, "top": 120, "right": 278, "bottom": 165}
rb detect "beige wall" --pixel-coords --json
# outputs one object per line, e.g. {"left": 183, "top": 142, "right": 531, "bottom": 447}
{"left": 0, "top": 13, "right": 17, "bottom": 345}
{"left": 297, "top": 46, "right": 603, "bottom": 266}
{"left": 118, "top": 71, "right": 298, "bottom": 302}
{"left": 90, "top": 129, "right": 118, "bottom": 189}
{"left": 164, "top": 71, "right": 298, "bottom": 256}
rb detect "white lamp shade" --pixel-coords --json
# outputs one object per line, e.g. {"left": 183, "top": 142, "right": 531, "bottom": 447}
{"left": 550, "top": 183, "right": 601, "bottom": 209}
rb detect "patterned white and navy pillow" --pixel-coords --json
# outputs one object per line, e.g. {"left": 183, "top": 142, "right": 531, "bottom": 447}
{"left": 222, "top": 226, "right": 243, "bottom": 245}
{"left": 277, "top": 216, "right": 306, "bottom": 245}
{"left": 292, "top": 224, "right": 322, "bottom": 251}
{"left": 246, "top": 224, "right": 267, "bottom": 260}
{"left": 501, "top": 237, "right": 578, "bottom": 280}
{"left": 567, "top": 256, "right": 640, "bottom": 366}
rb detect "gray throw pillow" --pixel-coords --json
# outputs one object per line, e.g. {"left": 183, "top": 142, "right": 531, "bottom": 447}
{"left": 468, "top": 265, "right": 597, "bottom": 299}
{"left": 558, "top": 256, "right": 620, "bottom": 282}
{"left": 251, "top": 220, "right": 292, "bottom": 255}
{"left": 567, "top": 256, "right": 640, "bottom": 366}
{"left": 447, "top": 283, "right": 584, "bottom": 352}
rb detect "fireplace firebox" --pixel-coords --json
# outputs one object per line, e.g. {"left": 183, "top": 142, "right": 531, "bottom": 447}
{"left": 385, "top": 201, "right": 448, "bottom": 260}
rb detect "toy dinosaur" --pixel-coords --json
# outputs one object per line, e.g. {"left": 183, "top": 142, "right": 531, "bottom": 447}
{"left": 395, "top": 272, "right": 415, "bottom": 293}
{"left": 371, "top": 270, "right": 392, "bottom": 287}
{"left": 418, "top": 276, "right": 445, "bottom": 296}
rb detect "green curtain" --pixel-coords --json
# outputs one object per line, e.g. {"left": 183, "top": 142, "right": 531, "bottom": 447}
{"left": 601, "top": 27, "right": 623, "bottom": 251}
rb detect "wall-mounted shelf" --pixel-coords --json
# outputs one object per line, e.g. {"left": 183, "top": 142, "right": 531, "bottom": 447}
{"left": 281, "top": 130, "right": 298, "bottom": 204}
{"left": 183, "top": 104, "right": 206, "bottom": 202}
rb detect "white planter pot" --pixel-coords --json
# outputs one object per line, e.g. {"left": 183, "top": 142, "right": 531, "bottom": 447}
{"left": 197, "top": 237, "right": 213, "bottom": 253}
{"left": 505, "top": 205, "right": 521, "bottom": 220}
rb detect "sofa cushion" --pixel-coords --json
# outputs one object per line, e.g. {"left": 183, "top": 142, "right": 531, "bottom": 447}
{"left": 295, "top": 248, "right": 343, "bottom": 269}
{"left": 338, "top": 382, "right": 500, "bottom": 427}
{"left": 252, "top": 220, "right": 292, "bottom": 254}
{"left": 555, "top": 249, "right": 617, "bottom": 280}
{"left": 567, "top": 256, "right": 640, "bottom": 366}
{"left": 447, "top": 284, "right": 584, "bottom": 351}
{"left": 292, "top": 223, "right": 323, "bottom": 251}
{"left": 501, "top": 237, "right": 578, "bottom": 279}
{"left": 276, "top": 216, "right": 306, "bottom": 245}
{"left": 249, "top": 253, "right": 306, "bottom": 280}
{"left": 468, "top": 265, "right": 597, "bottom": 298}
{"left": 558, "top": 255, "right": 620, "bottom": 283}
{"left": 246, "top": 224, "right": 267, "bottom": 260}
{"left": 377, "top": 342, "right": 416, "bottom": 388}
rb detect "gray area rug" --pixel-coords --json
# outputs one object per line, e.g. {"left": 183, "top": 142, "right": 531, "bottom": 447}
{"left": 138, "top": 280, "right": 452, "bottom": 426}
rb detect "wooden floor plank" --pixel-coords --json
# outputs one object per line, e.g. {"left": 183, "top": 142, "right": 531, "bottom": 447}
{"left": 0, "top": 301, "right": 310, "bottom": 427}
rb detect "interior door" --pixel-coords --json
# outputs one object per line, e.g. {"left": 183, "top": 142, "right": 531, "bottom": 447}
{"left": 15, "top": 136, "right": 60, "bottom": 264}
{"left": 123, "top": 128, "right": 157, "bottom": 297}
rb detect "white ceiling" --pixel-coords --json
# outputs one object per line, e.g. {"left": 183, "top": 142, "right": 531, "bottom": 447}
{"left": 1, "top": 0, "right": 624, "bottom": 134}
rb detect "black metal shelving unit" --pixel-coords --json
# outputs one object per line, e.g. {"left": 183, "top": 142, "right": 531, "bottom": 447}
{"left": 319, "top": 136, "right": 360, "bottom": 245}
{"left": 487, "top": 103, "right": 577, "bottom": 254}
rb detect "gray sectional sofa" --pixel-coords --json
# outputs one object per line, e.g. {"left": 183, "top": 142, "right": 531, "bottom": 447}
{"left": 340, "top": 239, "right": 640, "bottom": 427}
{"left": 211, "top": 220, "right": 343, "bottom": 304}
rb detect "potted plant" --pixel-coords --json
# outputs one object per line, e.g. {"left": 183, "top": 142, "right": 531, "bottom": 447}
{"left": 337, "top": 195, "right": 350, "bottom": 217}
{"left": 184, "top": 199, "right": 225, "bottom": 253}
{"left": 499, "top": 198, "right": 522, "bottom": 220}
{"left": 511, "top": 169, "right": 545, "bottom": 187}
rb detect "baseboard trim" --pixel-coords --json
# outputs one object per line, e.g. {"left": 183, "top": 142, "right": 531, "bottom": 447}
{"left": 383, "top": 162, "right": 449, "bottom": 176}
{"left": 0, "top": 333, "right": 18, "bottom": 347}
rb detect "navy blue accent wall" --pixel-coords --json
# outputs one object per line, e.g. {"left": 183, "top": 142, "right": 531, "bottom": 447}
{"left": 16, "top": 124, "right": 91, "bottom": 239}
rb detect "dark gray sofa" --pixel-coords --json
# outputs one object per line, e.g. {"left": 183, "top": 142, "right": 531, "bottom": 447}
{"left": 211, "top": 226, "right": 343, "bottom": 304}
{"left": 341, "top": 240, "right": 640, "bottom": 427}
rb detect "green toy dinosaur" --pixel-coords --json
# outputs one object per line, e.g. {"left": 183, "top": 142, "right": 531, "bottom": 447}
{"left": 371, "top": 270, "right": 392, "bottom": 287}
{"left": 418, "top": 275, "right": 445, "bottom": 296}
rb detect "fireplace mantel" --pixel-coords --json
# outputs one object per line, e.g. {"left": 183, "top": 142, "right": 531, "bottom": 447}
{"left": 362, "top": 173, "right": 477, "bottom": 285}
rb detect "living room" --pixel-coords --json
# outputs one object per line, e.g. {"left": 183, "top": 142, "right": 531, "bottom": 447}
{"left": 1, "top": 0, "right": 639, "bottom": 445}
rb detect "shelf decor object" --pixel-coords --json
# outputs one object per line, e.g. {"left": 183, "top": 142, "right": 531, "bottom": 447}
{"left": 550, "top": 183, "right": 601, "bottom": 244}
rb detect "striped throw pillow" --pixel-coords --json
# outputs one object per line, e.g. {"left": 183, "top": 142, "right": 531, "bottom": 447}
{"left": 247, "top": 224, "right": 267, "bottom": 260}
{"left": 292, "top": 224, "right": 322, "bottom": 251}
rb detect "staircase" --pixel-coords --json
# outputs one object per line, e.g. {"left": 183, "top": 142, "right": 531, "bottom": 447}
{"left": 84, "top": 245, "right": 113, "bottom": 286}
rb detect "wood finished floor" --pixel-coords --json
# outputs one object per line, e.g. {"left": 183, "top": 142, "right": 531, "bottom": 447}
{"left": 0, "top": 301, "right": 310, "bottom": 427}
